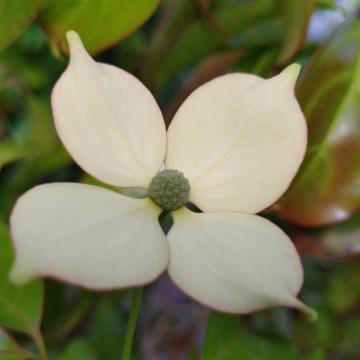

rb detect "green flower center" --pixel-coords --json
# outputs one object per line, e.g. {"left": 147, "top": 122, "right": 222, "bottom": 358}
{"left": 148, "top": 169, "right": 190, "bottom": 211}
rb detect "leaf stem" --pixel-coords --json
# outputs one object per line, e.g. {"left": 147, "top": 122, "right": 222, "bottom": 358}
{"left": 32, "top": 327, "right": 48, "bottom": 360}
{"left": 121, "top": 287, "right": 143, "bottom": 360}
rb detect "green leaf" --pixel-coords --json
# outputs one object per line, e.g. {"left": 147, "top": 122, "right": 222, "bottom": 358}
{"left": 315, "top": 0, "right": 336, "bottom": 8}
{"left": 0, "top": 328, "right": 18, "bottom": 351}
{"left": 0, "top": 221, "right": 44, "bottom": 335}
{"left": 52, "top": 293, "right": 92, "bottom": 342}
{"left": 275, "top": 19, "right": 360, "bottom": 226}
{"left": 303, "top": 348, "right": 327, "bottom": 360}
{"left": 58, "top": 338, "right": 98, "bottom": 360}
{"left": 231, "top": 48, "right": 278, "bottom": 76}
{"left": 294, "top": 306, "right": 343, "bottom": 349}
{"left": 202, "top": 313, "right": 300, "bottom": 360}
{"left": 0, "top": 96, "right": 57, "bottom": 170}
{"left": 38, "top": 0, "right": 161, "bottom": 55}
{"left": 0, "top": 142, "right": 27, "bottom": 169}
{"left": 0, "top": 328, "right": 34, "bottom": 359}
{"left": 277, "top": 0, "right": 315, "bottom": 64}
{"left": 0, "top": 0, "right": 37, "bottom": 52}
{"left": 202, "top": 312, "right": 243, "bottom": 360}
{"left": 89, "top": 299, "right": 125, "bottom": 360}
{"left": 327, "top": 261, "right": 360, "bottom": 312}
{"left": 27, "top": 96, "right": 58, "bottom": 153}
{"left": 0, "top": 25, "right": 61, "bottom": 90}
{"left": 0, "top": 353, "right": 26, "bottom": 360}
{"left": 142, "top": 0, "right": 197, "bottom": 86}
{"left": 143, "top": 0, "right": 278, "bottom": 88}
{"left": 0, "top": 147, "right": 71, "bottom": 219}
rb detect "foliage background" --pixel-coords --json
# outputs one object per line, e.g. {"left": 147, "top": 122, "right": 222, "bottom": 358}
{"left": 0, "top": 0, "right": 360, "bottom": 359}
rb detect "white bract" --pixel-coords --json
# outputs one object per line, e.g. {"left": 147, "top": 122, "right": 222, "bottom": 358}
{"left": 10, "top": 31, "right": 314, "bottom": 317}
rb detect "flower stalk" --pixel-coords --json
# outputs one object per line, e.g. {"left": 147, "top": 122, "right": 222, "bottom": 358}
{"left": 121, "top": 287, "right": 144, "bottom": 360}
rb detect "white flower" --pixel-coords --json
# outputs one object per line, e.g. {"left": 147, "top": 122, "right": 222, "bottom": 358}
{"left": 10, "top": 31, "right": 314, "bottom": 317}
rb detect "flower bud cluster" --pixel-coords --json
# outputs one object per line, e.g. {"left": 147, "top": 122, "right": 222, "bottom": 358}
{"left": 148, "top": 169, "right": 190, "bottom": 211}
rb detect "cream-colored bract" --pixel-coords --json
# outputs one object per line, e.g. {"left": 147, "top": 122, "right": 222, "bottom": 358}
{"left": 10, "top": 183, "right": 168, "bottom": 289}
{"left": 10, "top": 31, "right": 313, "bottom": 316}
{"left": 52, "top": 32, "right": 166, "bottom": 188}
{"left": 168, "top": 209, "right": 314, "bottom": 318}
{"left": 166, "top": 67, "right": 307, "bottom": 213}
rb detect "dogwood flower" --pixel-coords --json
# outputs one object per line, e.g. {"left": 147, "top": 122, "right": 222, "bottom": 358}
{"left": 10, "top": 31, "right": 314, "bottom": 317}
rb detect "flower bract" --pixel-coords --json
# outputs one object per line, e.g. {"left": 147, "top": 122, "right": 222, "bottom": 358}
{"left": 10, "top": 31, "right": 315, "bottom": 318}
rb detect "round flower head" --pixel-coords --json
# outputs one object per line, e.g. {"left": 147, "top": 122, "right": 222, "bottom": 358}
{"left": 10, "top": 31, "right": 315, "bottom": 318}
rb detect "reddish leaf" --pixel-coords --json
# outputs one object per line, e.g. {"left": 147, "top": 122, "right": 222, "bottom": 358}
{"left": 274, "top": 20, "right": 360, "bottom": 227}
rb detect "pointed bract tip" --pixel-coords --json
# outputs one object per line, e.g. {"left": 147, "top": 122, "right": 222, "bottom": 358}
{"left": 65, "top": 30, "right": 87, "bottom": 58}
{"left": 66, "top": 30, "right": 80, "bottom": 44}
{"left": 301, "top": 304, "right": 318, "bottom": 322}
{"left": 279, "top": 63, "right": 301, "bottom": 88}
{"left": 284, "top": 63, "right": 301, "bottom": 77}
{"left": 292, "top": 298, "right": 318, "bottom": 322}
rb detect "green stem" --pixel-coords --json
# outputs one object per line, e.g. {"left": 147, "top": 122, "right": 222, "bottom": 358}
{"left": 32, "top": 327, "right": 48, "bottom": 360}
{"left": 121, "top": 287, "right": 143, "bottom": 360}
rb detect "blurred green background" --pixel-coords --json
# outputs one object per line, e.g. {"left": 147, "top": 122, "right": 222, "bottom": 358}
{"left": 0, "top": 0, "right": 360, "bottom": 359}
